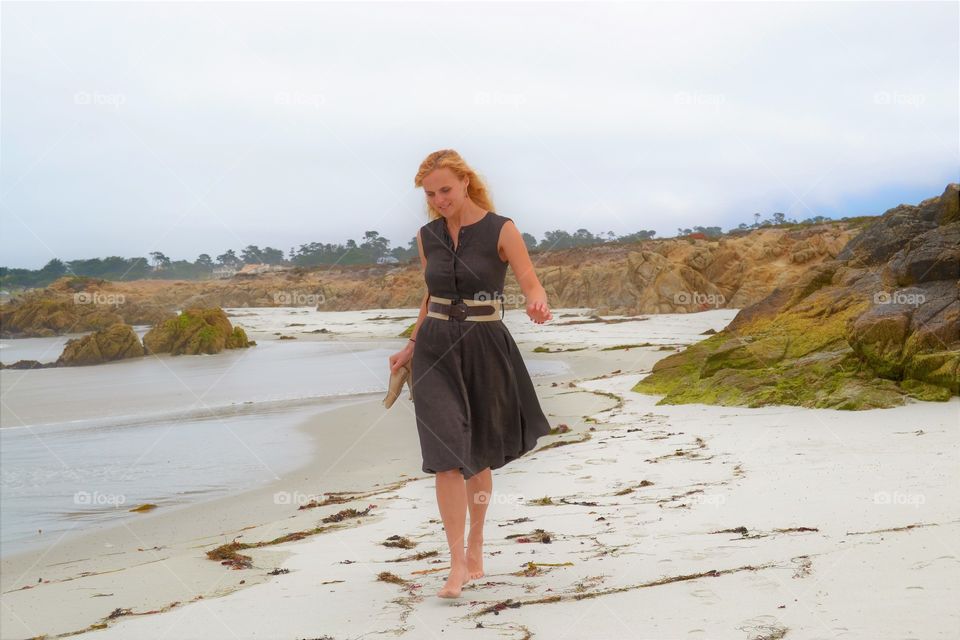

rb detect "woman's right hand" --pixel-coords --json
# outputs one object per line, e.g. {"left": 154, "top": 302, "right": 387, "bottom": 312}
{"left": 389, "top": 341, "right": 414, "bottom": 373}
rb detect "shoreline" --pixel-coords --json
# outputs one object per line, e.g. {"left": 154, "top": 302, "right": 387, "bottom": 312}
{"left": 0, "top": 332, "right": 424, "bottom": 560}
{"left": 0, "top": 391, "right": 376, "bottom": 561}
{"left": 1, "top": 322, "right": 658, "bottom": 638}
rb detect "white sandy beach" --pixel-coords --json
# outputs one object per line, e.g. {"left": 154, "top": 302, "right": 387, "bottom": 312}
{"left": 1, "top": 308, "right": 957, "bottom": 639}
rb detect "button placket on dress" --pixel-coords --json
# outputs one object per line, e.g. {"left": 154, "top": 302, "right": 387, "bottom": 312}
{"left": 444, "top": 223, "right": 466, "bottom": 308}
{"left": 440, "top": 222, "right": 473, "bottom": 432}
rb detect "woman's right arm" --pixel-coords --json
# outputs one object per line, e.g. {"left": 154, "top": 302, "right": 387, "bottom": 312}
{"left": 409, "top": 228, "right": 429, "bottom": 342}
{"left": 408, "top": 291, "right": 428, "bottom": 343}
{"left": 390, "top": 229, "right": 428, "bottom": 371}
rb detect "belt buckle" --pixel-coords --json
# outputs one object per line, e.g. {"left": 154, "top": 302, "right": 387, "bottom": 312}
{"left": 449, "top": 298, "right": 468, "bottom": 321}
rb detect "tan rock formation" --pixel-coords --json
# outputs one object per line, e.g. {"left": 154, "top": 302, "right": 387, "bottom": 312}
{"left": 56, "top": 323, "right": 145, "bottom": 366}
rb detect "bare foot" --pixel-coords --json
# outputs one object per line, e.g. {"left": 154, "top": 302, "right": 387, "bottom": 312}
{"left": 437, "top": 563, "right": 469, "bottom": 598}
{"left": 466, "top": 534, "right": 485, "bottom": 580}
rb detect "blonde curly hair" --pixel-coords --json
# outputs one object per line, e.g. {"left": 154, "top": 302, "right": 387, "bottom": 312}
{"left": 413, "top": 149, "right": 495, "bottom": 221}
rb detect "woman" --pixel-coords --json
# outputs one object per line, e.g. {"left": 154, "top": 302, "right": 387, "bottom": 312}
{"left": 388, "top": 149, "right": 553, "bottom": 599}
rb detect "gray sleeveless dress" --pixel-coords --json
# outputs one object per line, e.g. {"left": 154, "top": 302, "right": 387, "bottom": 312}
{"left": 411, "top": 211, "right": 552, "bottom": 480}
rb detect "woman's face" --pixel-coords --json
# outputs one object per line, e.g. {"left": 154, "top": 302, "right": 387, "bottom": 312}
{"left": 422, "top": 168, "right": 468, "bottom": 217}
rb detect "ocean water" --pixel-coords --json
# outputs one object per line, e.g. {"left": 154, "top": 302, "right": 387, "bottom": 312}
{"left": 0, "top": 335, "right": 401, "bottom": 557}
{"left": 0, "top": 320, "right": 568, "bottom": 558}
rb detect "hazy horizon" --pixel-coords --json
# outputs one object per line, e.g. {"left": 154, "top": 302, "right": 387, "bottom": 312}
{"left": 2, "top": 1, "right": 957, "bottom": 270}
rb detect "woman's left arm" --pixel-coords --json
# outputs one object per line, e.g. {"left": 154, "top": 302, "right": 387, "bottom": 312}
{"left": 499, "top": 220, "right": 552, "bottom": 324}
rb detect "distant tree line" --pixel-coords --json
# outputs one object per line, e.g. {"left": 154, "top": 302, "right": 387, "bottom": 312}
{"left": 732, "top": 212, "right": 835, "bottom": 232}
{"left": 0, "top": 213, "right": 845, "bottom": 290}
{"left": 289, "top": 231, "right": 411, "bottom": 266}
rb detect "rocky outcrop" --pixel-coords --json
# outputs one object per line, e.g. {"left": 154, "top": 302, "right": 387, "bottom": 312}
{"left": 0, "top": 294, "right": 124, "bottom": 338}
{"left": 143, "top": 307, "right": 252, "bottom": 355}
{"left": 0, "top": 276, "right": 173, "bottom": 338}
{"left": 56, "top": 323, "right": 145, "bottom": 366}
{"left": 529, "top": 224, "right": 854, "bottom": 314}
{"left": 634, "top": 184, "right": 959, "bottom": 409}
{"left": 0, "top": 359, "right": 56, "bottom": 370}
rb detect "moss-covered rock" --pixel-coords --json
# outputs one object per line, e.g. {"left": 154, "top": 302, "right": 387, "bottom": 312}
{"left": 634, "top": 183, "right": 959, "bottom": 410}
{"left": 633, "top": 299, "right": 899, "bottom": 409}
{"left": 56, "top": 323, "right": 145, "bottom": 366}
{"left": 900, "top": 378, "right": 953, "bottom": 402}
{"left": 143, "top": 307, "right": 252, "bottom": 355}
{"left": 904, "top": 351, "right": 960, "bottom": 394}
{"left": 399, "top": 321, "right": 416, "bottom": 338}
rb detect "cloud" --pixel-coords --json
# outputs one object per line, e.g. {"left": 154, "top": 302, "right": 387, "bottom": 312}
{"left": 1, "top": 1, "right": 956, "bottom": 268}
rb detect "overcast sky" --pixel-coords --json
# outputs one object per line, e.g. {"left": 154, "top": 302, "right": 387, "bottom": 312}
{"left": 1, "top": 1, "right": 957, "bottom": 269}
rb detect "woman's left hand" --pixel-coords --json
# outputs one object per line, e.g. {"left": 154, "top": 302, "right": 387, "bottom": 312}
{"left": 526, "top": 299, "right": 552, "bottom": 324}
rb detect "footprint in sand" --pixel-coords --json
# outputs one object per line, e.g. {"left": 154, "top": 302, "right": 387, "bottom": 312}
{"left": 689, "top": 587, "right": 719, "bottom": 604}
{"left": 910, "top": 555, "right": 957, "bottom": 570}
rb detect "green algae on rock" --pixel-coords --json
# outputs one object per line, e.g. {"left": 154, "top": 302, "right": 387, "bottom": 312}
{"left": 634, "top": 183, "right": 959, "bottom": 410}
{"left": 143, "top": 307, "right": 252, "bottom": 355}
{"left": 399, "top": 321, "right": 416, "bottom": 338}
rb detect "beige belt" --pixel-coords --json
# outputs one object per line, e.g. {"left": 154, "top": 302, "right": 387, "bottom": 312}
{"left": 427, "top": 295, "right": 502, "bottom": 321}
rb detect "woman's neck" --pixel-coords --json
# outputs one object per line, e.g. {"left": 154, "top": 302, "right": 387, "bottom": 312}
{"left": 445, "top": 202, "right": 486, "bottom": 227}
